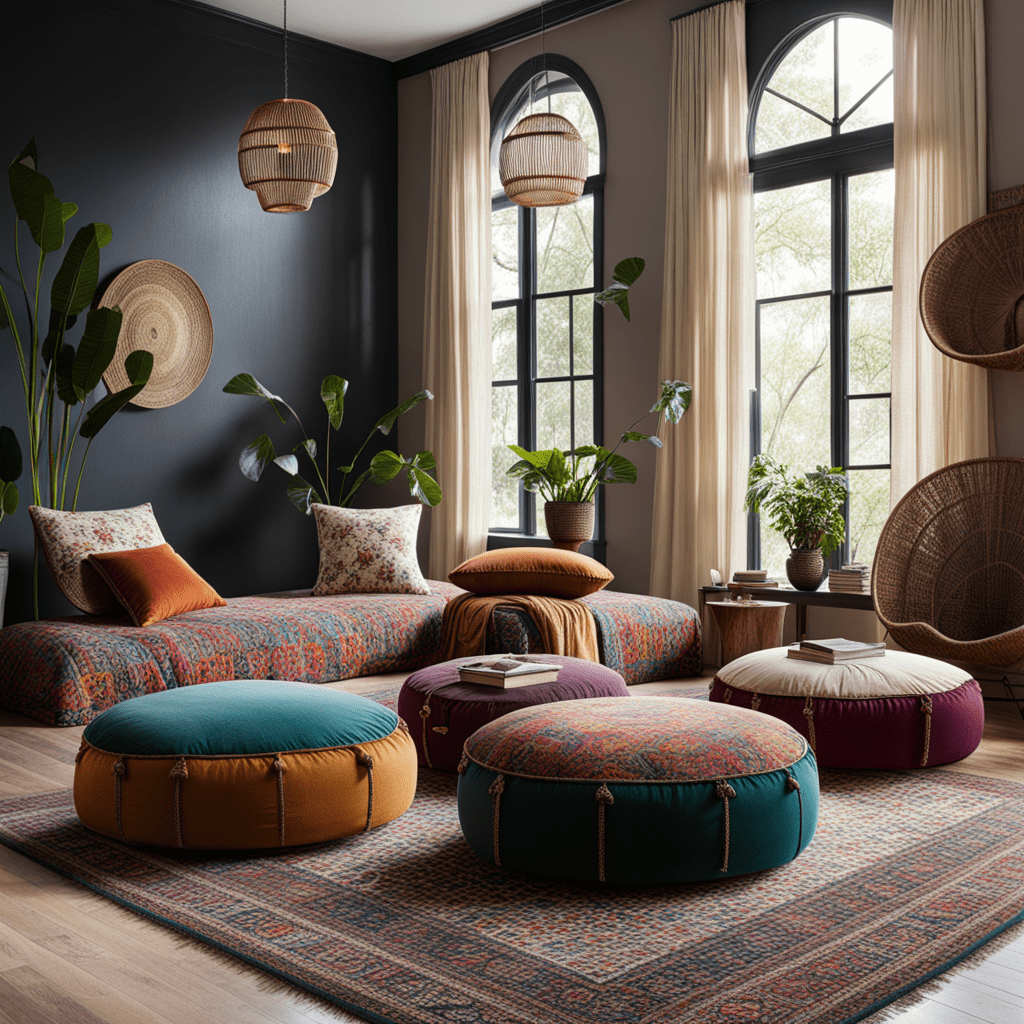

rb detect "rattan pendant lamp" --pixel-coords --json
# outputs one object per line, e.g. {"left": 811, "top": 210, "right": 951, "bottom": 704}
{"left": 498, "top": 3, "right": 587, "bottom": 208}
{"left": 237, "top": 0, "right": 337, "bottom": 212}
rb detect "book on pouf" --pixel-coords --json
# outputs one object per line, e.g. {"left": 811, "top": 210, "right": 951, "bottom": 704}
{"left": 787, "top": 638, "right": 886, "bottom": 664}
{"left": 457, "top": 656, "right": 561, "bottom": 688}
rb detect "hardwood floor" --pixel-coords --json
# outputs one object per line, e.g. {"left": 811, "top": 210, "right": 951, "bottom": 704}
{"left": 0, "top": 674, "right": 1021, "bottom": 1024}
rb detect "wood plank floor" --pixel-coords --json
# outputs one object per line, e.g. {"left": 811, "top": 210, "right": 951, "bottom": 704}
{"left": 0, "top": 673, "right": 1021, "bottom": 1024}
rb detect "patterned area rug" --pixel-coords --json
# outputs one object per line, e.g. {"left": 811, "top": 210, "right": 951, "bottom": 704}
{"left": 1, "top": 763, "right": 1022, "bottom": 1024}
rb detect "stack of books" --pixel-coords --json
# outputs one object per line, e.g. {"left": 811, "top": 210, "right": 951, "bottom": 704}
{"left": 457, "top": 656, "right": 561, "bottom": 688}
{"left": 728, "top": 569, "right": 779, "bottom": 591}
{"left": 787, "top": 638, "right": 886, "bottom": 664}
{"left": 828, "top": 563, "right": 872, "bottom": 593}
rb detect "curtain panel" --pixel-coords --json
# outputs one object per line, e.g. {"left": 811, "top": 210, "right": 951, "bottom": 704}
{"left": 891, "top": 0, "right": 990, "bottom": 507}
{"left": 422, "top": 52, "right": 493, "bottom": 580}
{"left": 650, "top": 0, "right": 754, "bottom": 608}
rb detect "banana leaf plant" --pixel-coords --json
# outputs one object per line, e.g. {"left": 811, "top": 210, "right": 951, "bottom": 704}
{"left": 224, "top": 373, "right": 442, "bottom": 513}
{"left": 0, "top": 138, "right": 153, "bottom": 615}
{"left": 507, "top": 379, "right": 693, "bottom": 503}
{"left": 0, "top": 427, "right": 22, "bottom": 526}
{"left": 594, "top": 256, "right": 646, "bottom": 322}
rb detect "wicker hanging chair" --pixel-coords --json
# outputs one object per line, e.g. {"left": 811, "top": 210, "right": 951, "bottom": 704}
{"left": 920, "top": 205, "right": 1024, "bottom": 371}
{"left": 872, "top": 457, "right": 1024, "bottom": 666}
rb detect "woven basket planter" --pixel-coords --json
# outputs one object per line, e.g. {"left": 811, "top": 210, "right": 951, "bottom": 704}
{"left": 786, "top": 549, "right": 825, "bottom": 591}
{"left": 544, "top": 501, "right": 594, "bottom": 553}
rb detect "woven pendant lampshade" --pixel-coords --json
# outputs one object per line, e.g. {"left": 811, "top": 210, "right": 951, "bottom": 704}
{"left": 238, "top": 98, "right": 337, "bottom": 213}
{"left": 499, "top": 112, "right": 588, "bottom": 208}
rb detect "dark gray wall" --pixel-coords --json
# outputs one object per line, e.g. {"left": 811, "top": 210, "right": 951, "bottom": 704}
{"left": 0, "top": 0, "right": 398, "bottom": 623}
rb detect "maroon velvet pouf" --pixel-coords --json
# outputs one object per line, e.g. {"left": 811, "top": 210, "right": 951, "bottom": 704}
{"left": 398, "top": 656, "right": 629, "bottom": 772}
{"left": 710, "top": 647, "right": 985, "bottom": 769}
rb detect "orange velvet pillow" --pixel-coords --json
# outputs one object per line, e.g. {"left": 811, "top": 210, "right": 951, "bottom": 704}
{"left": 88, "top": 544, "right": 227, "bottom": 626}
{"left": 448, "top": 547, "right": 613, "bottom": 599}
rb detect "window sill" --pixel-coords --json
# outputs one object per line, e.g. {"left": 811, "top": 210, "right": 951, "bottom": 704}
{"left": 487, "top": 533, "right": 607, "bottom": 565}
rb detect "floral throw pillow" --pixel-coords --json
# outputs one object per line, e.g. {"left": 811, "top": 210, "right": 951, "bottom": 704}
{"left": 311, "top": 504, "right": 429, "bottom": 596}
{"left": 29, "top": 503, "right": 166, "bottom": 615}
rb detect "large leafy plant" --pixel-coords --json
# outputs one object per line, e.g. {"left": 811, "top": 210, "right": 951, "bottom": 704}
{"left": 0, "top": 139, "right": 153, "bottom": 614}
{"left": 0, "top": 427, "right": 21, "bottom": 527}
{"left": 507, "top": 380, "right": 692, "bottom": 503}
{"left": 744, "top": 454, "right": 848, "bottom": 554}
{"left": 224, "top": 374, "right": 442, "bottom": 512}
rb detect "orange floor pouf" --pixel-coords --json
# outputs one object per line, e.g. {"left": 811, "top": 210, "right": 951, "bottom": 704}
{"left": 74, "top": 680, "right": 416, "bottom": 849}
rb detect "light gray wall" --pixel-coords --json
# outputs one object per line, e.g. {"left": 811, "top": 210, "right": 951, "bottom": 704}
{"left": 396, "top": 0, "right": 1024, "bottom": 609}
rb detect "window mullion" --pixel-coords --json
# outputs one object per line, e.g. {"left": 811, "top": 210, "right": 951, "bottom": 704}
{"left": 830, "top": 172, "right": 850, "bottom": 568}
{"left": 519, "top": 206, "right": 535, "bottom": 536}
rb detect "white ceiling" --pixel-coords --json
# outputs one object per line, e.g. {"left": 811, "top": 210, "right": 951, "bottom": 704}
{"left": 198, "top": 0, "right": 542, "bottom": 62}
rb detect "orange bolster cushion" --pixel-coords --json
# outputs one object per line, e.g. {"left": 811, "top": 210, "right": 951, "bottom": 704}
{"left": 88, "top": 543, "right": 227, "bottom": 626}
{"left": 449, "top": 546, "right": 613, "bottom": 599}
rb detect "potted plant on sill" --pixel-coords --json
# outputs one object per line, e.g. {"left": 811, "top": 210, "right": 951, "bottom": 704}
{"left": 0, "top": 426, "right": 22, "bottom": 627}
{"left": 507, "top": 379, "right": 692, "bottom": 551}
{"left": 744, "top": 454, "right": 848, "bottom": 590}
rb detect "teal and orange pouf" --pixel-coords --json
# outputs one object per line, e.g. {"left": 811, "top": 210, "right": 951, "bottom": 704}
{"left": 457, "top": 696, "right": 818, "bottom": 883}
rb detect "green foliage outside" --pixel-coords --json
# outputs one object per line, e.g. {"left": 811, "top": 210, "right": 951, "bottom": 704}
{"left": 745, "top": 454, "right": 848, "bottom": 556}
{"left": 224, "top": 374, "right": 441, "bottom": 514}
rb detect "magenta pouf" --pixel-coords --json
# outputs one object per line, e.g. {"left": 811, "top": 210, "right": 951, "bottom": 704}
{"left": 710, "top": 647, "right": 984, "bottom": 769}
{"left": 398, "top": 656, "right": 629, "bottom": 772}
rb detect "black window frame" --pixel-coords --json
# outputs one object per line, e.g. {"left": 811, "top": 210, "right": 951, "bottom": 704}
{"left": 746, "top": 1, "right": 894, "bottom": 571}
{"left": 487, "top": 55, "right": 608, "bottom": 562}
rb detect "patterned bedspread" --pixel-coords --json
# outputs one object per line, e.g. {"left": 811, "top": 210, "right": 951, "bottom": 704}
{"left": 491, "top": 589, "right": 702, "bottom": 686}
{"left": 0, "top": 583, "right": 464, "bottom": 726}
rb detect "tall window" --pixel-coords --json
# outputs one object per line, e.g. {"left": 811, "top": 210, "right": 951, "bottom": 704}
{"left": 489, "top": 57, "right": 605, "bottom": 539}
{"left": 749, "top": 13, "right": 894, "bottom": 577}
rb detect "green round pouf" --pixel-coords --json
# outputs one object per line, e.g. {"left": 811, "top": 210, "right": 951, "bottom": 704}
{"left": 457, "top": 696, "right": 818, "bottom": 883}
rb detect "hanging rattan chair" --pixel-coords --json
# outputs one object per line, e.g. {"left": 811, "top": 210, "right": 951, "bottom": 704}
{"left": 920, "top": 205, "right": 1024, "bottom": 371}
{"left": 872, "top": 457, "right": 1024, "bottom": 666}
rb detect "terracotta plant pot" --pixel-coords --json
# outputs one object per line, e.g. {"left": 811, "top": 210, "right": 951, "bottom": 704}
{"left": 544, "top": 501, "right": 595, "bottom": 553}
{"left": 786, "top": 548, "right": 825, "bottom": 591}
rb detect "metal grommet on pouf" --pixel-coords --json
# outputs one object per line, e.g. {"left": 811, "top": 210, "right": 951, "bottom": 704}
{"left": 74, "top": 681, "right": 416, "bottom": 849}
{"left": 457, "top": 696, "right": 818, "bottom": 884}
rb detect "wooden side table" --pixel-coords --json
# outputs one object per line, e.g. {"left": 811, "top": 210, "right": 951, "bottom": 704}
{"left": 706, "top": 600, "right": 788, "bottom": 665}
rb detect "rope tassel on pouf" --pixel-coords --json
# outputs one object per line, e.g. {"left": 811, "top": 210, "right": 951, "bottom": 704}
{"left": 716, "top": 780, "right": 736, "bottom": 873}
{"left": 169, "top": 756, "right": 188, "bottom": 848}
{"left": 595, "top": 784, "right": 614, "bottom": 882}
{"left": 489, "top": 774, "right": 505, "bottom": 867}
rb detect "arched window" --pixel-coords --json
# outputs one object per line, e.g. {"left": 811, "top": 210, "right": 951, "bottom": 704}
{"left": 748, "top": 6, "right": 894, "bottom": 577}
{"left": 489, "top": 57, "right": 606, "bottom": 545}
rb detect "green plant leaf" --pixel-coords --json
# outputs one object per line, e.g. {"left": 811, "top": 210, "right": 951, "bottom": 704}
{"left": 508, "top": 445, "right": 557, "bottom": 472}
{"left": 36, "top": 193, "right": 66, "bottom": 254}
{"left": 375, "top": 390, "right": 433, "bottom": 436}
{"left": 55, "top": 344, "right": 78, "bottom": 406}
{"left": 8, "top": 157, "right": 57, "bottom": 248}
{"left": 621, "top": 430, "right": 662, "bottom": 447}
{"left": 0, "top": 426, "right": 22, "bottom": 482}
{"left": 287, "top": 476, "right": 321, "bottom": 514}
{"left": 273, "top": 453, "right": 299, "bottom": 476}
{"left": 294, "top": 439, "right": 317, "bottom": 459}
{"left": 51, "top": 223, "right": 112, "bottom": 322}
{"left": 598, "top": 452, "right": 638, "bottom": 484}
{"left": 223, "top": 373, "right": 287, "bottom": 423}
{"left": 1, "top": 481, "right": 18, "bottom": 517}
{"left": 651, "top": 380, "right": 693, "bottom": 423}
{"left": 123, "top": 349, "right": 153, "bottom": 386}
{"left": 369, "top": 449, "right": 405, "bottom": 485}
{"left": 239, "top": 433, "right": 277, "bottom": 482}
{"left": 546, "top": 448, "right": 571, "bottom": 486}
{"left": 594, "top": 281, "right": 631, "bottom": 321}
{"left": 410, "top": 450, "right": 436, "bottom": 472}
{"left": 594, "top": 257, "right": 645, "bottom": 322}
{"left": 11, "top": 138, "right": 38, "bottom": 171}
{"left": 61, "top": 202, "right": 77, "bottom": 222}
{"left": 321, "top": 375, "right": 348, "bottom": 430}
{"left": 408, "top": 466, "right": 442, "bottom": 506}
{"left": 78, "top": 351, "right": 152, "bottom": 438}
{"left": 612, "top": 256, "right": 645, "bottom": 287}
{"left": 72, "top": 306, "right": 122, "bottom": 398}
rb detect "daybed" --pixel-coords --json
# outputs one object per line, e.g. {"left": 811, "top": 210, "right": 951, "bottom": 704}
{"left": 0, "top": 583, "right": 701, "bottom": 726}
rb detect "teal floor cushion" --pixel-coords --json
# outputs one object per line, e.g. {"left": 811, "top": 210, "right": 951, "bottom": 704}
{"left": 457, "top": 696, "right": 818, "bottom": 883}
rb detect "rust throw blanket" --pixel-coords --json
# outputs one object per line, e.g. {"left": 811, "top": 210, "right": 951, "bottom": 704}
{"left": 440, "top": 593, "right": 600, "bottom": 662}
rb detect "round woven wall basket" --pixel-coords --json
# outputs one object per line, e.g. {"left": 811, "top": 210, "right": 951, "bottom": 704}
{"left": 499, "top": 112, "right": 587, "bottom": 208}
{"left": 920, "top": 205, "right": 1024, "bottom": 371}
{"left": 100, "top": 261, "right": 213, "bottom": 409}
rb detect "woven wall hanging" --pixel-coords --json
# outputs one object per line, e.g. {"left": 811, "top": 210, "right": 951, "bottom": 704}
{"left": 237, "top": 0, "right": 337, "bottom": 212}
{"left": 100, "top": 261, "right": 213, "bottom": 409}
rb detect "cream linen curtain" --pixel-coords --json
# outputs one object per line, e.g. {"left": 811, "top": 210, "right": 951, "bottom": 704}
{"left": 422, "top": 52, "right": 492, "bottom": 579}
{"left": 650, "top": 0, "right": 753, "bottom": 608}
{"left": 891, "top": 0, "right": 989, "bottom": 506}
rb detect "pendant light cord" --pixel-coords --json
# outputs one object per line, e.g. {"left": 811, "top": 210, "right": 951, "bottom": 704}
{"left": 283, "top": 0, "right": 289, "bottom": 99}
{"left": 541, "top": 2, "right": 550, "bottom": 112}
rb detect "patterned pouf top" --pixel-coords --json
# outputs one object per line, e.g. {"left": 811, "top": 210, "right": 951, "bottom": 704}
{"left": 464, "top": 696, "right": 807, "bottom": 782}
{"left": 83, "top": 680, "right": 400, "bottom": 756}
{"left": 717, "top": 647, "right": 974, "bottom": 700}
